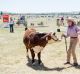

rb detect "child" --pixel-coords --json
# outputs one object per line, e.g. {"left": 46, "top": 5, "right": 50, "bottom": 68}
{"left": 9, "top": 17, "right": 14, "bottom": 33}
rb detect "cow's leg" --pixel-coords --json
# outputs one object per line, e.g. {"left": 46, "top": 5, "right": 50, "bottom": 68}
{"left": 38, "top": 52, "right": 42, "bottom": 65}
{"left": 26, "top": 47, "right": 29, "bottom": 58}
{"left": 30, "top": 49, "right": 35, "bottom": 64}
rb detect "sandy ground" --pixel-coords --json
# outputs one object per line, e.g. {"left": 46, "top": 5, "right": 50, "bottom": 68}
{"left": 0, "top": 27, "right": 80, "bottom": 74}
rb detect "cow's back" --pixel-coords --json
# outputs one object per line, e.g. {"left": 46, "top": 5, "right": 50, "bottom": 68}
{"left": 23, "top": 30, "right": 48, "bottom": 49}
{"left": 29, "top": 33, "right": 48, "bottom": 47}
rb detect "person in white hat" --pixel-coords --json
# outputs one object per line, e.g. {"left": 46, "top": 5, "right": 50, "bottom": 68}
{"left": 62, "top": 17, "right": 80, "bottom": 66}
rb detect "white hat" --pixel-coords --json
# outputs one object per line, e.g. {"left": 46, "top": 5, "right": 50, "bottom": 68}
{"left": 67, "top": 17, "right": 75, "bottom": 22}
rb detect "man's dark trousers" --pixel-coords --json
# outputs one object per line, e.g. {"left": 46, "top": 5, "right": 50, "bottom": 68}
{"left": 10, "top": 24, "right": 14, "bottom": 33}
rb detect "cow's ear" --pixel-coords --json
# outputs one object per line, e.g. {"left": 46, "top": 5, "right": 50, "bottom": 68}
{"left": 53, "top": 32, "right": 56, "bottom": 35}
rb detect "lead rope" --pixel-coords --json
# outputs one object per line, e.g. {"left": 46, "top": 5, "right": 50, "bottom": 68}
{"left": 64, "top": 37, "right": 68, "bottom": 54}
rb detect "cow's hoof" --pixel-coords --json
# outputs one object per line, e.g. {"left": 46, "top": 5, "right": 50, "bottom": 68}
{"left": 38, "top": 61, "right": 42, "bottom": 65}
{"left": 39, "top": 62, "right": 43, "bottom": 66}
{"left": 32, "top": 60, "right": 35, "bottom": 65}
{"left": 32, "top": 62, "right": 36, "bottom": 66}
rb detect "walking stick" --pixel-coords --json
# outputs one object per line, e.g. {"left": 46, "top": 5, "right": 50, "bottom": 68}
{"left": 64, "top": 37, "right": 68, "bottom": 53}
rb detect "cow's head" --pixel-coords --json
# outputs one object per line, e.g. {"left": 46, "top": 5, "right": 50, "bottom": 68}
{"left": 46, "top": 32, "right": 59, "bottom": 42}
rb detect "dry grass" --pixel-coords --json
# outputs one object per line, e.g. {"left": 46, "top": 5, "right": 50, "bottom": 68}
{"left": 0, "top": 27, "right": 80, "bottom": 74}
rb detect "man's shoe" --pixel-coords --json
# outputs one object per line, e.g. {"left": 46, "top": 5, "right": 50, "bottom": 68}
{"left": 64, "top": 62, "right": 70, "bottom": 65}
{"left": 73, "top": 63, "right": 78, "bottom": 66}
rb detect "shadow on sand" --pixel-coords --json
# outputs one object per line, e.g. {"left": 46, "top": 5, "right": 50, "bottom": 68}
{"left": 67, "top": 63, "right": 80, "bottom": 69}
{"left": 26, "top": 56, "right": 65, "bottom": 71}
{"left": 26, "top": 56, "right": 80, "bottom": 71}
{"left": 74, "top": 65, "right": 80, "bottom": 69}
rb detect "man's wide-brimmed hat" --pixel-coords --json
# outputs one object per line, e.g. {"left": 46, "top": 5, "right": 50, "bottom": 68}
{"left": 67, "top": 17, "right": 75, "bottom": 23}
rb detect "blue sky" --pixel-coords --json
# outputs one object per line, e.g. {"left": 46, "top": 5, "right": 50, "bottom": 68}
{"left": 0, "top": 0, "right": 80, "bottom": 13}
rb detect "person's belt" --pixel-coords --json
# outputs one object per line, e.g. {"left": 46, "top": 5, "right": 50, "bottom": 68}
{"left": 71, "top": 37, "right": 77, "bottom": 38}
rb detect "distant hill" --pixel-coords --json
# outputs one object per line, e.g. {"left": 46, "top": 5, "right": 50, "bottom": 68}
{"left": 0, "top": 11, "right": 80, "bottom": 15}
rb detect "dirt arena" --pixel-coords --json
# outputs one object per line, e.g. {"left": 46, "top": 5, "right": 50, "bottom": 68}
{"left": 0, "top": 26, "right": 80, "bottom": 74}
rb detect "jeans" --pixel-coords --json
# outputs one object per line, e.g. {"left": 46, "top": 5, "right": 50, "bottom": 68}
{"left": 10, "top": 24, "right": 14, "bottom": 33}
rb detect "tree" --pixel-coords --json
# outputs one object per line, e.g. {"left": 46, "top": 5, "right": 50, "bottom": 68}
{"left": 0, "top": 11, "right": 3, "bottom": 15}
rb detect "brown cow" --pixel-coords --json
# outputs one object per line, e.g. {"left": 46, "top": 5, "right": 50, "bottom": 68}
{"left": 23, "top": 29, "right": 59, "bottom": 65}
